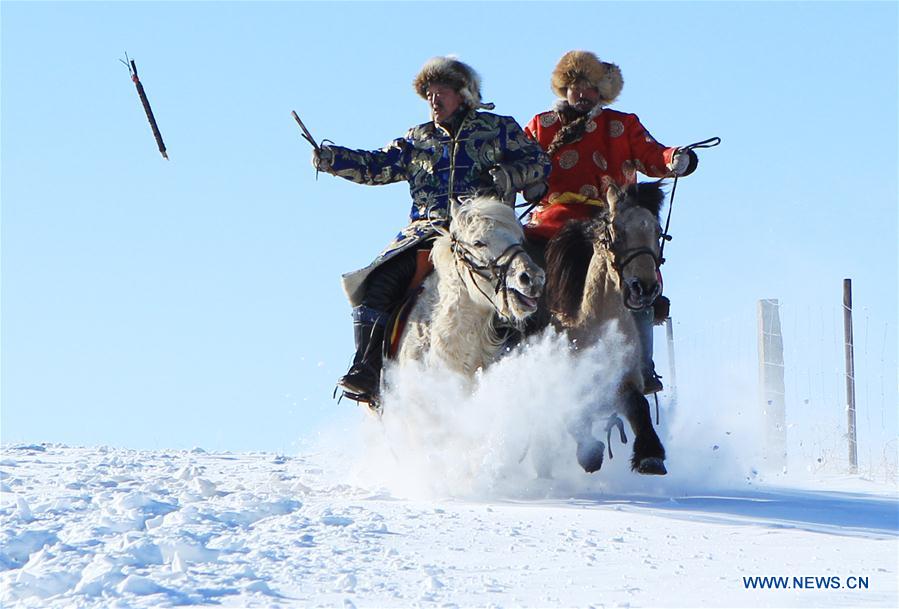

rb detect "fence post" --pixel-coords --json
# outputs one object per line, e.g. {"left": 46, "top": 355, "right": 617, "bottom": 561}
{"left": 758, "top": 299, "right": 786, "bottom": 470}
{"left": 843, "top": 279, "right": 858, "bottom": 474}
{"left": 665, "top": 317, "right": 678, "bottom": 406}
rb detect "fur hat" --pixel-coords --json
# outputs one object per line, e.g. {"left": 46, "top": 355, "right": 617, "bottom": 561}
{"left": 551, "top": 50, "right": 623, "bottom": 105}
{"left": 413, "top": 56, "right": 494, "bottom": 110}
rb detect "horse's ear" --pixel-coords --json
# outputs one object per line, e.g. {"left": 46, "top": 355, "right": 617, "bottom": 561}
{"left": 449, "top": 198, "right": 462, "bottom": 223}
{"left": 606, "top": 182, "right": 625, "bottom": 215}
{"left": 449, "top": 197, "right": 469, "bottom": 228}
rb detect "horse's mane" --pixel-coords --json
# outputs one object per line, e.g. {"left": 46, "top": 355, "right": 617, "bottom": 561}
{"left": 625, "top": 182, "right": 666, "bottom": 220}
{"left": 545, "top": 219, "right": 601, "bottom": 322}
{"left": 458, "top": 196, "right": 525, "bottom": 236}
{"left": 432, "top": 197, "right": 523, "bottom": 270}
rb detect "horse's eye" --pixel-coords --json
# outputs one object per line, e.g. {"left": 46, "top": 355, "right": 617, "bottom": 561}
{"left": 473, "top": 240, "right": 487, "bottom": 248}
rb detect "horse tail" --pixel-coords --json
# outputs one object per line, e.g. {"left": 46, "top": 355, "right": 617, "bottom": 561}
{"left": 628, "top": 181, "right": 667, "bottom": 220}
{"left": 545, "top": 219, "right": 594, "bottom": 322}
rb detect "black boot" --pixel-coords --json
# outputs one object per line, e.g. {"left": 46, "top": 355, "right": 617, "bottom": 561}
{"left": 339, "top": 251, "right": 417, "bottom": 401}
{"left": 338, "top": 319, "right": 386, "bottom": 400}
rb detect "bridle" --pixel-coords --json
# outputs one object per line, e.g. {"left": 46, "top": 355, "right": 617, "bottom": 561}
{"left": 450, "top": 235, "right": 531, "bottom": 320}
{"left": 598, "top": 216, "right": 663, "bottom": 311}
{"left": 614, "top": 245, "right": 661, "bottom": 275}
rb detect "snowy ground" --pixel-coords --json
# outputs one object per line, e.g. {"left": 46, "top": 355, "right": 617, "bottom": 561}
{"left": 2, "top": 336, "right": 897, "bottom": 607}
{"left": 1, "top": 441, "right": 896, "bottom": 609}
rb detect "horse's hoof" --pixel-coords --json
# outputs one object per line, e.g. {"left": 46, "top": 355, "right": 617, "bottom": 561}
{"left": 576, "top": 439, "right": 605, "bottom": 473}
{"left": 635, "top": 457, "right": 667, "bottom": 475}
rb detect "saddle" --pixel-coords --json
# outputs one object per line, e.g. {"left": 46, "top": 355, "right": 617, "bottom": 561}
{"left": 384, "top": 248, "right": 434, "bottom": 360}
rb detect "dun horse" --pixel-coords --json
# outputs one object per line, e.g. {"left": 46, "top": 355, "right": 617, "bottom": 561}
{"left": 544, "top": 182, "right": 668, "bottom": 475}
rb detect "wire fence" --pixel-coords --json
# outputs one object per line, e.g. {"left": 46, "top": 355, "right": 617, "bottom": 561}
{"left": 657, "top": 298, "right": 897, "bottom": 483}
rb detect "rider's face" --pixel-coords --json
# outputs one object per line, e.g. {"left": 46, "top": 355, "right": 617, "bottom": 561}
{"left": 566, "top": 82, "right": 601, "bottom": 113}
{"left": 427, "top": 83, "right": 464, "bottom": 124}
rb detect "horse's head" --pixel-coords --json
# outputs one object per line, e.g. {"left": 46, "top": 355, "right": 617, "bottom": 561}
{"left": 442, "top": 197, "right": 545, "bottom": 323}
{"left": 607, "top": 183, "right": 665, "bottom": 310}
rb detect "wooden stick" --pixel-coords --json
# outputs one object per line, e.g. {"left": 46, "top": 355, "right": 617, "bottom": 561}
{"left": 843, "top": 278, "right": 858, "bottom": 473}
{"left": 291, "top": 111, "right": 320, "bottom": 150}
{"left": 126, "top": 58, "right": 168, "bottom": 160}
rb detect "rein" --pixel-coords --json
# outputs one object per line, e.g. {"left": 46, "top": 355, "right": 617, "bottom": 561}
{"left": 658, "top": 136, "right": 721, "bottom": 262}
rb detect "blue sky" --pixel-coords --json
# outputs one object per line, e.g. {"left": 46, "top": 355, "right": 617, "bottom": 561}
{"left": 2, "top": 1, "right": 896, "bottom": 455}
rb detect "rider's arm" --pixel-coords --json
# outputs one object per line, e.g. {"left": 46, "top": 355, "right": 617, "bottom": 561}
{"left": 325, "top": 136, "right": 411, "bottom": 186}
{"left": 624, "top": 113, "right": 680, "bottom": 178}
{"left": 496, "top": 117, "right": 552, "bottom": 194}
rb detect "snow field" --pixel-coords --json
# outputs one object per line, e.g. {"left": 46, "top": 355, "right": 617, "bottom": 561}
{"left": 2, "top": 333, "right": 896, "bottom": 607}
{"left": 1, "top": 443, "right": 897, "bottom": 608}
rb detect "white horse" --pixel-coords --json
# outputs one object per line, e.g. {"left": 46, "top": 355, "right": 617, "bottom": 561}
{"left": 392, "top": 197, "right": 545, "bottom": 380}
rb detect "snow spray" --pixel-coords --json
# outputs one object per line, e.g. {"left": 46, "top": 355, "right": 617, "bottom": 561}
{"left": 328, "top": 325, "right": 766, "bottom": 501}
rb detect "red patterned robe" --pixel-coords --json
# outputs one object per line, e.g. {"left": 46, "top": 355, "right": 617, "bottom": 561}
{"left": 524, "top": 107, "right": 678, "bottom": 241}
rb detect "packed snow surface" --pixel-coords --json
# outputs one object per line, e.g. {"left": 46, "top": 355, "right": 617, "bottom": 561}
{"left": 2, "top": 335, "right": 897, "bottom": 607}
{"left": 1, "top": 441, "right": 896, "bottom": 608}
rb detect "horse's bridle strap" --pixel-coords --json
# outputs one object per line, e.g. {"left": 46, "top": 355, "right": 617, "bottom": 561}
{"left": 451, "top": 238, "right": 528, "bottom": 319}
{"left": 615, "top": 247, "right": 660, "bottom": 272}
{"left": 452, "top": 240, "right": 525, "bottom": 281}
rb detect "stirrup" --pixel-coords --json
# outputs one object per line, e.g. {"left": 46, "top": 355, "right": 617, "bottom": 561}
{"left": 335, "top": 386, "right": 381, "bottom": 413}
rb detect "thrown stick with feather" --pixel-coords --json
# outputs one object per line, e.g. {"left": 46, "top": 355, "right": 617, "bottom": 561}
{"left": 122, "top": 54, "right": 168, "bottom": 160}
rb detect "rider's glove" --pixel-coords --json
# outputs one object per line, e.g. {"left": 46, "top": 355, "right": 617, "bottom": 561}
{"left": 667, "top": 148, "right": 698, "bottom": 177}
{"left": 489, "top": 165, "right": 514, "bottom": 203}
{"left": 312, "top": 145, "right": 335, "bottom": 172}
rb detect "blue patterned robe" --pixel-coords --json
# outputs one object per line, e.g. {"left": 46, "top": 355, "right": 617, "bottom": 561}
{"left": 326, "top": 109, "right": 550, "bottom": 305}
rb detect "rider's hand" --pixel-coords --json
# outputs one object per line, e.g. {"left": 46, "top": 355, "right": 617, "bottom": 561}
{"left": 312, "top": 145, "right": 335, "bottom": 172}
{"left": 667, "top": 148, "right": 698, "bottom": 177}
{"left": 489, "top": 165, "right": 514, "bottom": 202}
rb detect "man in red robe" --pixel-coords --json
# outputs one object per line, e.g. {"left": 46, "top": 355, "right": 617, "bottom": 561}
{"left": 524, "top": 50, "right": 699, "bottom": 394}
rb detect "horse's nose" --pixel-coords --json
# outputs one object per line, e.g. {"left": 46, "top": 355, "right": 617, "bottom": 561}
{"left": 518, "top": 271, "right": 531, "bottom": 287}
{"left": 626, "top": 277, "right": 644, "bottom": 297}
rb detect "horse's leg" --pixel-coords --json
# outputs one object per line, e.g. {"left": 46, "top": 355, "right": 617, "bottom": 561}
{"left": 620, "top": 386, "right": 667, "bottom": 475}
{"left": 567, "top": 409, "right": 606, "bottom": 474}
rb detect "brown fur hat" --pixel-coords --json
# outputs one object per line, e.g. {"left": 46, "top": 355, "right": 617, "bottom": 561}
{"left": 413, "top": 57, "right": 493, "bottom": 109}
{"left": 551, "top": 50, "right": 624, "bottom": 105}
